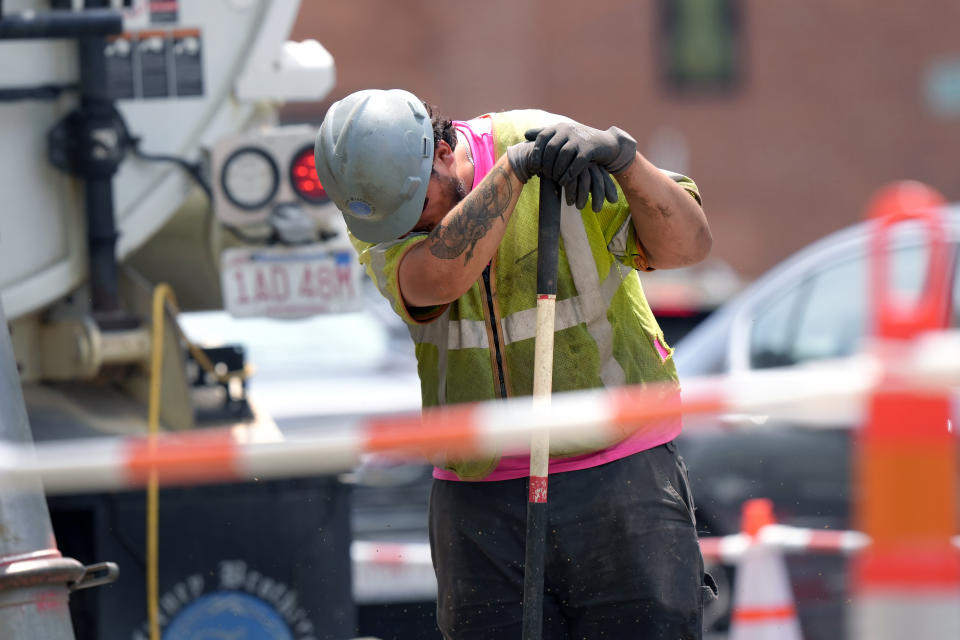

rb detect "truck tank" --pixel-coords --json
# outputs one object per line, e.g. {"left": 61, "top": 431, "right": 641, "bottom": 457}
{"left": 0, "top": 0, "right": 334, "bottom": 321}
{"left": 0, "top": 4, "right": 361, "bottom": 638}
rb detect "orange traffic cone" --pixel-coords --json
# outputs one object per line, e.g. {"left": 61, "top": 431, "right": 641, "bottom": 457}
{"left": 729, "top": 498, "right": 803, "bottom": 640}
{"left": 851, "top": 181, "right": 960, "bottom": 639}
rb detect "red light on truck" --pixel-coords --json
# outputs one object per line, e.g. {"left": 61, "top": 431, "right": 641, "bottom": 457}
{"left": 290, "top": 146, "right": 328, "bottom": 204}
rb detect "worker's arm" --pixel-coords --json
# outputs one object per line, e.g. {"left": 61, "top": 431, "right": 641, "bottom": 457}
{"left": 398, "top": 154, "right": 525, "bottom": 307}
{"left": 613, "top": 153, "right": 712, "bottom": 269}
{"left": 528, "top": 122, "right": 712, "bottom": 269}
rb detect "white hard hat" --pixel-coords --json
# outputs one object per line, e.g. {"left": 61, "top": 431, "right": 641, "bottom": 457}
{"left": 314, "top": 89, "right": 434, "bottom": 243}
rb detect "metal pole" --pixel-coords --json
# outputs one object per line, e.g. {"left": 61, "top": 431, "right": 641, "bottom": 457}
{"left": 78, "top": 35, "right": 125, "bottom": 318}
{"left": 26, "top": 12, "right": 127, "bottom": 322}
{"left": 521, "top": 178, "right": 561, "bottom": 640}
{"left": 0, "top": 300, "right": 80, "bottom": 640}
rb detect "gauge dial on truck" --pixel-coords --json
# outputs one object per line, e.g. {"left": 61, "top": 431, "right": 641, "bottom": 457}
{"left": 221, "top": 147, "right": 280, "bottom": 210}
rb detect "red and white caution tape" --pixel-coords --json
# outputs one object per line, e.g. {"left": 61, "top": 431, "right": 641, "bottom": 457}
{"left": 699, "top": 525, "right": 960, "bottom": 564}
{"left": 699, "top": 525, "right": 870, "bottom": 563}
{"left": 351, "top": 541, "right": 436, "bottom": 604}
{"left": 351, "top": 526, "right": 960, "bottom": 602}
{"left": 0, "top": 331, "right": 958, "bottom": 495}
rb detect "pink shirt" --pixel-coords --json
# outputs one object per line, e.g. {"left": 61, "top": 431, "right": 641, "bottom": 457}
{"left": 434, "top": 117, "right": 682, "bottom": 482}
{"left": 453, "top": 115, "right": 496, "bottom": 191}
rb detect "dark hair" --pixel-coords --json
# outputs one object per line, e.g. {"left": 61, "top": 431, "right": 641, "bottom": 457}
{"left": 422, "top": 101, "right": 456, "bottom": 151}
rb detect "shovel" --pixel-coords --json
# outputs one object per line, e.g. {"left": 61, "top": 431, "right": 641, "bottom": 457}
{"left": 521, "top": 176, "right": 562, "bottom": 640}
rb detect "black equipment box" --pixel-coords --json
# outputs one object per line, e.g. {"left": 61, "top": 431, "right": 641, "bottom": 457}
{"left": 49, "top": 477, "right": 353, "bottom": 640}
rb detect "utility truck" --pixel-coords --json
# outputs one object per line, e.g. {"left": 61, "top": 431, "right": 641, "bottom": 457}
{"left": 0, "top": 2, "right": 375, "bottom": 638}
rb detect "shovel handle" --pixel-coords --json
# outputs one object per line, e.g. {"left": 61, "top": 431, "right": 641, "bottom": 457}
{"left": 522, "top": 177, "right": 562, "bottom": 640}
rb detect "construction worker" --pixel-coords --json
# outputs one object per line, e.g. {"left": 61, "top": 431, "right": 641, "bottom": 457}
{"left": 315, "top": 89, "right": 716, "bottom": 639}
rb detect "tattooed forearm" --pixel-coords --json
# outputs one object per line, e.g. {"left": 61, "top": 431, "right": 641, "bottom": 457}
{"left": 428, "top": 165, "right": 515, "bottom": 262}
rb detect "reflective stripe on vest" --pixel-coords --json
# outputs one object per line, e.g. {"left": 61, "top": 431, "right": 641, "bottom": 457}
{"left": 558, "top": 201, "right": 627, "bottom": 388}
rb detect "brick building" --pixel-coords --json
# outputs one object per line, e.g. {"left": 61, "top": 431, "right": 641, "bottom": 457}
{"left": 285, "top": 0, "right": 960, "bottom": 281}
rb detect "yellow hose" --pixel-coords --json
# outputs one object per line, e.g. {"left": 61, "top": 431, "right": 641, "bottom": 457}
{"left": 146, "top": 284, "right": 254, "bottom": 640}
{"left": 147, "top": 284, "right": 174, "bottom": 640}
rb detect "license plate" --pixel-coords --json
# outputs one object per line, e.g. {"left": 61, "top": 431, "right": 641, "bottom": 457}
{"left": 220, "top": 244, "right": 363, "bottom": 318}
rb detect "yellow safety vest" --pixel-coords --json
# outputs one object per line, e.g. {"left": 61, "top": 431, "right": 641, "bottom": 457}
{"left": 351, "top": 110, "right": 701, "bottom": 479}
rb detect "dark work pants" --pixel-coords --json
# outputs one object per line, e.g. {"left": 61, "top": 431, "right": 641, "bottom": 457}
{"left": 428, "top": 442, "right": 715, "bottom": 639}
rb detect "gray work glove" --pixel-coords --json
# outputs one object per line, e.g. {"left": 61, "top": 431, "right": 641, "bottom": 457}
{"left": 506, "top": 141, "right": 540, "bottom": 183}
{"left": 560, "top": 163, "right": 618, "bottom": 212}
{"left": 525, "top": 122, "right": 637, "bottom": 209}
{"left": 507, "top": 139, "right": 616, "bottom": 212}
